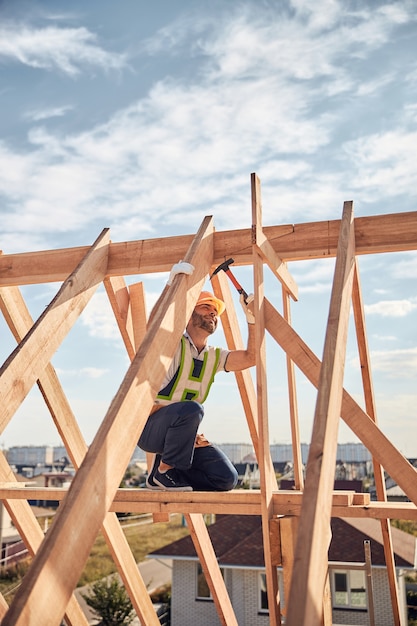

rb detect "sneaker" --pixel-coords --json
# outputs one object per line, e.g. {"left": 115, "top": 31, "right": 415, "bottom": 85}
{"left": 154, "top": 468, "right": 193, "bottom": 492}
{"left": 146, "top": 454, "right": 162, "bottom": 490}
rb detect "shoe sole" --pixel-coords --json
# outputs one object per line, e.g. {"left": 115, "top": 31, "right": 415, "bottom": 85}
{"left": 153, "top": 477, "right": 193, "bottom": 492}
{"left": 145, "top": 480, "right": 162, "bottom": 490}
{"left": 146, "top": 454, "right": 162, "bottom": 490}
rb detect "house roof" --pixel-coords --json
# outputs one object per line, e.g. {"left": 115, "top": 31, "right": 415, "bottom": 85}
{"left": 150, "top": 514, "right": 416, "bottom": 569}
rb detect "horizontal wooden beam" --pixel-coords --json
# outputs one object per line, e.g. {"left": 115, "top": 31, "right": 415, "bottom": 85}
{"left": 1, "top": 211, "right": 416, "bottom": 286}
{"left": 3, "top": 486, "right": 417, "bottom": 519}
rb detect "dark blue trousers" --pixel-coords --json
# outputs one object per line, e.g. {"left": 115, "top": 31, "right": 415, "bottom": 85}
{"left": 138, "top": 400, "right": 238, "bottom": 491}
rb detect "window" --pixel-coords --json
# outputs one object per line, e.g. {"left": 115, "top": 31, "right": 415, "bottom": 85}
{"left": 332, "top": 569, "right": 367, "bottom": 609}
{"left": 258, "top": 571, "right": 284, "bottom": 614}
{"left": 259, "top": 573, "right": 268, "bottom": 613}
{"left": 196, "top": 564, "right": 224, "bottom": 600}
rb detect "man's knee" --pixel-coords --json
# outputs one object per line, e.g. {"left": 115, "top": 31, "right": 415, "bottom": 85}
{"left": 179, "top": 400, "right": 204, "bottom": 425}
{"left": 216, "top": 465, "right": 238, "bottom": 491}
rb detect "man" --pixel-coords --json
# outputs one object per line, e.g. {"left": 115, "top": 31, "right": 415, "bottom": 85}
{"left": 138, "top": 262, "right": 255, "bottom": 492}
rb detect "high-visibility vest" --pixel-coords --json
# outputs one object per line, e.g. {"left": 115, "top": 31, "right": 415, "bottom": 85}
{"left": 156, "top": 336, "right": 221, "bottom": 405}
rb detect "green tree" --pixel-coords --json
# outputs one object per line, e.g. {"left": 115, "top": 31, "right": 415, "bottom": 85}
{"left": 81, "top": 576, "right": 135, "bottom": 626}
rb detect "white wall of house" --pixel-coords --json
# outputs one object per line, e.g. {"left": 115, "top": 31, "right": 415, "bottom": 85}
{"left": 332, "top": 567, "right": 406, "bottom": 626}
{"left": 170, "top": 560, "right": 409, "bottom": 626}
{"left": 171, "top": 560, "right": 220, "bottom": 626}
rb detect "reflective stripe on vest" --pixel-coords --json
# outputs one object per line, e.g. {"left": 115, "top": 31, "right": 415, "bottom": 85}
{"left": 156, "top": 336, "right": 221, "bottom": 405}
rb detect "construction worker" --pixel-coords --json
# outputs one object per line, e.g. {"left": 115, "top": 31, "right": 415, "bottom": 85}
{"left": 138, "top": 261, "right": 256, "bottom": 491}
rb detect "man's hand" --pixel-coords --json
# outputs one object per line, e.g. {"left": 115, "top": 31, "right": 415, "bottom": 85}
{"left": 167, "top": 260, "right": 194, "bottom": 285}
{"left": 240, "top": 293, "right": 255, "bottom": 324}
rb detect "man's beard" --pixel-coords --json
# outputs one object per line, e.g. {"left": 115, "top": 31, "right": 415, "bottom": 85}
{"left": 191, "top": 311, "right": 217, "bottom": 334}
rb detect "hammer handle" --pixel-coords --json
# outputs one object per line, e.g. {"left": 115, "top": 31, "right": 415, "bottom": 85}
{"left": 225, "top": 270, "right": 249, "bottom": 302}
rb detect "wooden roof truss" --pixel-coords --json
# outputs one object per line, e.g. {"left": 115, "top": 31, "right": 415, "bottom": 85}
{"left": 0, "top": 173, "right": 416, "bottom": 625}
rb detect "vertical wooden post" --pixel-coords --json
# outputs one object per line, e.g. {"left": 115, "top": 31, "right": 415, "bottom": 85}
{"left": 282, "top": 287, "right": 304, "bottom": 490}
{"left": 279, "top": 516, "right": 298, "bottom": 617}
{"left": 352, "top": 262, "right": 402, "bottom": 626}
{"left": 251, "top": 173, "right": 281, "bottom": 625}
{"left": 211, "top": 270, "right": 260, "bottom": 457}
{"left": 185, "top": 514, "right": 238, "bottom": 626}
{"left": 285, "top": 202, "right": 356, "bottom": 626}
{"left": 364, "top": 540, "right": 376, "bottom": 626}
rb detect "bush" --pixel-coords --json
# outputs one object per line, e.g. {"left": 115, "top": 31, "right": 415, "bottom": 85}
{"left": 81, "top": 576, "right": 135, "bottom": 626}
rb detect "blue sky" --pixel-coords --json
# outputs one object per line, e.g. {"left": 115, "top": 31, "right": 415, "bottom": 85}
{"left": 0, "top": 0, "right": 416, "bottom": 458}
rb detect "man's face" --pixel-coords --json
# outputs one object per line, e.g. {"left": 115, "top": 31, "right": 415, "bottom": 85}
{"left": 189, "top": 303, "right": 218, "bottom": 334}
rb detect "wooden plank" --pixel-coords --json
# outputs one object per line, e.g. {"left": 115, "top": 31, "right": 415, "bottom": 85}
{"left": 1, "top": 211, "right": 417, "bottom": 286}
{"left": 0, "top": 595, "right": 8, "bottom": 620}
{"left": 104, "top": 277, "right": 167, "bottom": 523}
{"left": 282, "top": 287, "right": 304, "bottom": 490}
{"left": 211, "top": 271, "right": 260, "bottom": 458}
{"left": 322, "top": 574, "right": 333, "bottom": 626}
{"left": 269, "top": 518, "right": 282, "bottom": 566}
{"left": 2, "top": 217, "right": 215, "bottom": 626}
{"left": 351, "top": 261, "right": 402, "bottom": 626}
{"left": 286, "top": 201, "right": 356, "bottom": 626}
{"left": 0, "top": 453, "right": 89, "bottom": 626}
{"left": 1, "top": 485, "right": 417, "bottom": 518}
{"left": 262, "top": 299, "right": 417, "bottom": 508}
{"left": 0, "top": 229, "right": 110, "bottom": 435}
{"left": 279, "top": 516, "right": 298, "bottom": 617}
{"left": 252, "top": 173, "right": 281, "bottom": 626}
{"left": 0, "top": 285, "right": 161, "bottom": 625}
{"left": 129, "top": 281, "right": 148, "bottom": 350}
{"left": 104, "top": 275, "right": 137, "bottom": 360}
{"left": 364, "top": 540, "right": 376, "bottom": 626}
{"left": 254, "top": 230, "right": 298, "bottom": 300}
{"left": 185, "top": 513, "right": 238, "bottom": 626}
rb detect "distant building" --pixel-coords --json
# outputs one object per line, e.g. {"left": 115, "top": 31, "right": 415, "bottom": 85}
{"left": 216, "top": 443, "right": 254, "bottom": 464}
{"left": 217, "top": 442, "right": 373, "bottom": 465}
{"left": 6, "top": 445, "right": 55, "bottom": 469}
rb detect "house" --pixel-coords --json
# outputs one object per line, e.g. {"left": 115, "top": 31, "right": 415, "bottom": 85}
{"left": 149, "top": 514, "right": 417, "bottom": 626}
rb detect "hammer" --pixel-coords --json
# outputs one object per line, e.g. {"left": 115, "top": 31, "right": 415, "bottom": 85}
{"left": 210, "top": 258, "right": 249, "bottom": 303}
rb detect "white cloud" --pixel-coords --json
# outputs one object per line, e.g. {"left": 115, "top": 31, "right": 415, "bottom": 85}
{"left": 391, "top": 252, "right": 417, "bottom": 280}
{"left": 1, "top": 1, "right": 416, "bottom": 255}
{"left": 344, "top": 130, "right": 417, "bottom": 199}
{"left": 55, "top": 366, "right": 109, "bottom": 379}
{"left": 364, "top": 298, "right": 417, "bottom": 317}
{"left": 371, "top": 334, "right": 397, "bottom": 342}
{"left": 372, "top": 347, "right": 417, "bottom": 377}
{"left": 0, "top": 24, "right": 126, "bottom": 75}
{"left": 349, "top": 347, "right": 417, "bottom": 378}
{"left": 79, "top": 292, "right": 119, "bottom": 340}
{"left": 23, "top": 105, "right": 74, "bottom": 122}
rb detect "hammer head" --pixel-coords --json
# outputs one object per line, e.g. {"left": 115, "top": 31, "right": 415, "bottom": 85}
{"left": 210, "top": 258, "right": 234, "bottom": 279}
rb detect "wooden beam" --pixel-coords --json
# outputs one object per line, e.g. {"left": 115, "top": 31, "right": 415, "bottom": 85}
{"left": 185, "top": 514, "right": 238, "bottom": 626}
{"left": 129, "top": 281, "right": 148, "bottom": 350}
{"left": 282, "top": 286, "right": 304, "bottom": 491}
{"left": 104, "top": 275, "right": 137, "bottom": 360}
{"left": 253, "top": 229, "right": 298, "bottom": 300}
{"left": 211, "top": 270, "right": 260, "bottom": 458}
{"left": 4, "top": 485, "right": 417, "bottom": 519}
{"left": 2, "top": 217, "right": 215, "bottom": 626}
{"left": 0, "top": 284, "right": 162, "bottom": 625}
{"left": 104, "top": 275, "right": 167, "bottom": 524}
{"left": 1, "top": 211, "right": 416, "bottom": 286}
{"left": 286, "top": 201, "right": 356, "bottom": 626}
{"left": 0, "top": 229, "right": 110, "bottom": 435}
{"left": 263, "top": 299, "right": 417, "bottom": 508}
{"left": 0, "top": 453, "right": 89, "bottom": 626}
{"left": 279, "top": 516, "right": 298, "bottom": 617}
{"left": 252, "top": 173, "right": 281, "bottom": 626}
{"left": 352, "top": 261, "right": 402, "bottom": 626}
